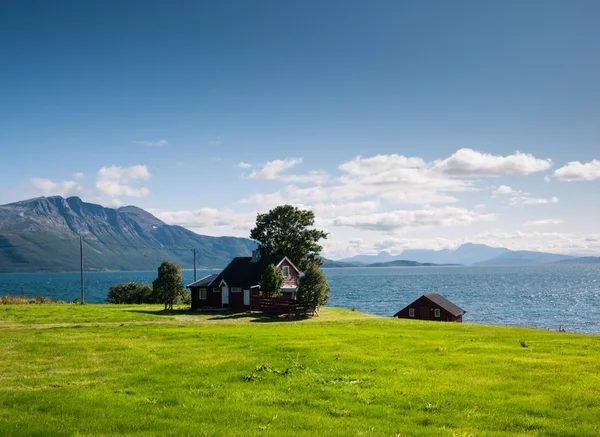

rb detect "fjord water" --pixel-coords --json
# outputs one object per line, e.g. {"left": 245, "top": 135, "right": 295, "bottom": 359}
{"left": 1, "top": 265, "right": 598, "bottom": 333}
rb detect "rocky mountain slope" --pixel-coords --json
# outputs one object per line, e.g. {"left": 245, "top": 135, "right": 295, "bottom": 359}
{"left": 0, "top": 196, "right": 256, "bottom": 272}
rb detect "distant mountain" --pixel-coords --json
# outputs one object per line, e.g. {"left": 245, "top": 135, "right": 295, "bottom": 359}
{"left": 340, "top": 243, "right": 509, "bottom": 266}
{"left": 474, "top": 251, "right": 573, "bottom": 266}
{"left": 400, "top": 243, "right": 510, "bottom": 265}
{"left": 339, "top": 251, "right": 397, "bottom": 264}
{"left": 552, "top": 256, "right": 600, "bottom": 264}
{"left": 366, "top": 260, "right": 455, "bottom": 268}
{"left": 0, "top": 196, "right": 256, "bottom": 272}
{"left": 321, "top": 258, "right": 364, "bottom": 268}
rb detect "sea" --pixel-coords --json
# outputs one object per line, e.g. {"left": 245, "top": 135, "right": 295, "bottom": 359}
{"left": 1, "top": 264, "right": 599, "bottom": 334}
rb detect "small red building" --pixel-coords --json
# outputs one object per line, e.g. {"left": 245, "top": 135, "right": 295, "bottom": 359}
{"left": 393, "top": 293, "right": 465, "bottom": 322}
{"left": 187, "top": 251, "right": 301, "bottom": 310}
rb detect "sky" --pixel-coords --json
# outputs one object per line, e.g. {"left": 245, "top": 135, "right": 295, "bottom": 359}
{"left": 1, "top": 0, "right": 599, "bottom": 258}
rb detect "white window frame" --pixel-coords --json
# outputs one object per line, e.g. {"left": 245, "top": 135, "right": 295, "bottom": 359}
{"left": 282, "top": 265, "right": 290, "bottom": 277}
{"left": 434, "top": 308, "right": 441, "bottom": 318}
{"left": 199, "top": 288, "right": 207, "bottom": 300}
{"left": 409, "top": 308, "right": 415, "bottom": 317}
{"left": 231, "top": 287, "right": 242, "bottom": 293}
{"left": 213, "top": 287, "right": 221, "bottom": 293}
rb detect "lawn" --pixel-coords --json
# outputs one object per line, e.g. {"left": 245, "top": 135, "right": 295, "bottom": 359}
{"left": 0, "top": 305, "right": 599, "bottom": 436}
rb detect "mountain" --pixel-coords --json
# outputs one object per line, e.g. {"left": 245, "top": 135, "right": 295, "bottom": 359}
{"left": 320, "top": 258, "right": 364, "bottom": 268}
{"left": 365, "top": 260, "right": 454, "bottom": 268}
{"left": 552, "top": 256, "right": 600, "bottom": 264}
{"left": 340, "top": 243, "right": 509, "bottom": 266}
{"left": 474, "top": 251, "right": 573, "bottom": 266}
{"left": 338, "top": 251, "right": 397, "bottom": 264}
{"left": 0, "top": 196, "right": 256, "bottom": 272}
{"left": 400, "top": 243, "right": 510, "bottom": 265}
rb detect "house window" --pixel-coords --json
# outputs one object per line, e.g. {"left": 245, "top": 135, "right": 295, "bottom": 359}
{"left": 434, "top": 308, "right": 441, "bottom": 318}
{"left": 213, "top": 287, "right": 221, "bottom": 293}
{"left": 282, "top": 265, "right": 290, "bottom": 277}
{"left": 409, "top": 308, "right": 415, "bottom": 317}
{"left": 231, "top": 287, "right": 242, "bottom": 293}
{"left": 199, "top": 288, "right": 207, "bottom": 300}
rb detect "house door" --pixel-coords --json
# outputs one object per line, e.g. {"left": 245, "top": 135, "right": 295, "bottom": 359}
{"left": 222, "top": 287, "right": 229, "bottom": 306}
{"left": 243, "top": 289, "right": 250, "bottom": 306}
{"left": 419, "top": 307, "right": 429, "bottom": 320}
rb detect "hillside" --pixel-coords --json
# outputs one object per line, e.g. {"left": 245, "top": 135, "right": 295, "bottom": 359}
{"left": 0, "top": 305, "right": 598, "bottom": 436}
{"left": 365, "top": 259, "right": 454, "bottom": 267}
{"left": 475, "top": 250, "right": 573, "bottom": 266}
{"left": 340, "top": 243, "right": 509, "bottom": 265}
{"left": 553, "top": 256, "right": 600, "bottom": 264}
{"left": 0, "top": 196, "right": 256, "bottom": 272}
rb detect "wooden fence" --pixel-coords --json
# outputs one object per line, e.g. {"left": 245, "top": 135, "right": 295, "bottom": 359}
{"left": 250, "top": 296, "right": 315, "bottom": 316}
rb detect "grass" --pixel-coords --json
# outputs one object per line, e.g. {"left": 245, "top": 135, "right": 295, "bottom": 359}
{"left": 0, "top": 305, "right": 599, "bottom": 436}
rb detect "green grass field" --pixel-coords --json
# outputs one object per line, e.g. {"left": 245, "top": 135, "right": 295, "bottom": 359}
{"left": 0, "top": 305, "right": 599, "bottom": 436}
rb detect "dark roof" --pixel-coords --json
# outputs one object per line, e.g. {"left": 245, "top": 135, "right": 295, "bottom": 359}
{"left": 191, "top": 254, "right": 290, "bottom": 289}
{"left": 187, "top": 274, "right": 218, "bottom": 288}
{"left": 423, "top": 293, "right": 465, "bottom": 316}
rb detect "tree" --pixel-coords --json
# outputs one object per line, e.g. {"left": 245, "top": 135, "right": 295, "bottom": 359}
{"left": 250, "top": 205, "right": 328, "bottom": 272}
{"left": 259, "top": 264, "right": 285, "bottom": 297}
{"left": 106, "top": 282, "right": 154, "bottom": 304}
{"left": 152, "top": 261, "right": 186, "bottom": 310}
{"left": 296, "top": 262, "right": 330, "bottom": 316}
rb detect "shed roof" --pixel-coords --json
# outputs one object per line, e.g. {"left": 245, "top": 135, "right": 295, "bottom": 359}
{"left": 423, "top": 293, "right": 465, "bottom": 316}
{"left": 187, "top": 274, "right": 218, "bottom": 288}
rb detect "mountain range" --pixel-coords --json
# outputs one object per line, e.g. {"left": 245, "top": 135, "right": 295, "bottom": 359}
{"left": 0, "top": 196, "right": 256, "bottom": 272}
{"left": 339, "top": 243, "right": 582, "bottom": 266}
{"left": 0, "top": 196, "right": 597, "bottom": 273}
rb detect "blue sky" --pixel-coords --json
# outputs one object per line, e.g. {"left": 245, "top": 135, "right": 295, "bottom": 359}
{"left": 1, "top": 0, "right": 599, "bottom": 257}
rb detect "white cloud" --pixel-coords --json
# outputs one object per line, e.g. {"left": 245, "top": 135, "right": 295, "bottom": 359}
{"left": 523, "top": 219, "right": 564, "bottom": 226}
{"left": 332, "top": 207, "right": 494, "bottom": 232}
{"left": 238, "top": 162, "right": 252, "bottom": 169}
{"left": 511, "top": 196, "right": 559, "bottom": 206}
{"left": 492, "top": 185, "right": 514, "bottom": 195}
{"left": 434, "top": 148, "right": 553, "bottom": 176}
{"left": 133, "top": 139, "right": 168, "bottom": 147}
{"left": 150, "top": 207, "right": 255, "bottom": 236}
{"left": 472, "top": 231, "right": 600, "bottom": 255}
{"left": 73, "top": 172, "right": 85, "bottom": 180}
{"left": 553, "top": 160, "right": 600, "bottom": 182}
{"left": 95, "top": 165, "right": 152, "bottom": 198}
{"left": 29, "top": 178, "right": 83, "bottom": 198}
{"left": 331, "top": 154, "right": 474, "bottom": 204}
{"left": 280, "top": 170, "right": 329, "bottom": 185}
{"left": 474, "top": 203, "right": 487, "bottom": 209}
{"left": 247, "top": 158, "right": 303, "bottom": 180}
{"left": 241, "top": 185, "right": 329, "bottom": 207}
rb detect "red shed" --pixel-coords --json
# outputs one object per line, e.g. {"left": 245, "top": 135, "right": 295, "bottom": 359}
{"left": 187, "top": 250, "right": 300, "bottom": 310}
{"left": 393, "top": 293, "right": 465, "bottom": 322}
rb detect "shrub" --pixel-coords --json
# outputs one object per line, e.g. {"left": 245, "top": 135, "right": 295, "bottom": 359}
{"left": 106, "top": 282, "right": 154, "bottom": 304}
{"left": 152, "top": 261, "right": 186, "bottom": 310}
{"left": 1, "top": 295, "right": 63, "bottom": 304}
{"left": 296, "top": 262, "right": 330, "bottom": 316}
{"left": 260, "top": 264, "right": 285, "bottom": 297}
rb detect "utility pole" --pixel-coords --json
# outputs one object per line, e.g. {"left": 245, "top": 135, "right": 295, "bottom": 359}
{"left": 193, "top": 248, "right": 197, "bottom": 282}
{"left": 79, "top": 235, "right": 84, "bottom": 304}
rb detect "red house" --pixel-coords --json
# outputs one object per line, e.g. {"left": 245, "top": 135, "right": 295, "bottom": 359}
{"left": 393, "top": 293, "right": 465, "bottom": 322}
{"left": 187, "top": 250, "right": 301, "bottom": 310}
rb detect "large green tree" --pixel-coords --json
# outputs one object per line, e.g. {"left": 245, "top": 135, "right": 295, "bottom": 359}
{"left": 152, "top": 261, "right": 187, "bottom": 310}
{"left": 259, "top": 264, "right": 285, "bottom": 297}
{"left": 295, "top": 262, "right": 330, "bottom": 316}
{"left": 250, "top": 205, "right": 328, "bottom": 271}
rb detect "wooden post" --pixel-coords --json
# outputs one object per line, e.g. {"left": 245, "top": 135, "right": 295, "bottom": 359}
{"left": 193, "top": 248, "right": 197, "bottom": 282}
{"left": 79, "top": 235, "right": 84, "bottom": 304}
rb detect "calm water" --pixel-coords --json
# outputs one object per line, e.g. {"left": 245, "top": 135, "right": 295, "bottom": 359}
{"left": 1, "top": 265, "right": 599, "bottom": 334}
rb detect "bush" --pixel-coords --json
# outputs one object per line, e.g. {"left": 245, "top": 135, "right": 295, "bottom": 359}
{"left": 260, "top": 264, "right": 285, "bottom": 297}
{"left": 296, "top": 263, "right": 330, "bottom": 316}
{"left": 1, "top": 295, "right": 63, "bottom": 304}
{"left": 152, "top": 261, "right": 186, "bottom": 310}
{"left": 106, "top": 282, "right": 155, "bottom": 304}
